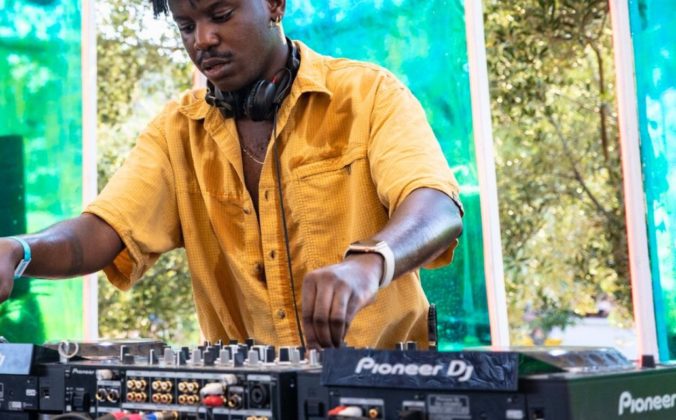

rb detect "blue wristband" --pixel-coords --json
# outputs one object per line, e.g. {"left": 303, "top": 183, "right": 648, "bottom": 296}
{"left": 8, "top": 236, "right": 31, "bottom": 280}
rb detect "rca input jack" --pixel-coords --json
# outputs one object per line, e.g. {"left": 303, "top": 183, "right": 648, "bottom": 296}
{"left": 96, "top": 389, "right": 107, "bottom": 402}
{"left": 227, "top": 394, "right": 243, "bottom": 409}
{"left": 106, "top": 389, "right": 119, "bottom": 403}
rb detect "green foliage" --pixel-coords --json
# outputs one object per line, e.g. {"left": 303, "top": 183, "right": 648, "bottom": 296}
{"left": 96, "top": 0, "right": 198, "bottom": 345}
{"left": 485, "top": 0, "right": 631, "bottom": 342}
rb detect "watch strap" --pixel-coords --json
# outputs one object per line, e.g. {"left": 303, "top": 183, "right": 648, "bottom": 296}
{"left": 344, "top": 240, "right": 395, "bottom": 288}
{"left": 8, "top": 236, "right": 31, "bottom": 280}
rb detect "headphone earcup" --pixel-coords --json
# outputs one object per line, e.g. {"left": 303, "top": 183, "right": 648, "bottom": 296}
{"left": 246, "top": 80, "right": 278, "bottom": 121}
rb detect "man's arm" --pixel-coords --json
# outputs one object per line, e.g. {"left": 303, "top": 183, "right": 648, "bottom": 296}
{"left": 0, "top": 213, "right": 124, "bottom": 302}
{"left": 302, "top": 187, "right": 462, "bottom": 349}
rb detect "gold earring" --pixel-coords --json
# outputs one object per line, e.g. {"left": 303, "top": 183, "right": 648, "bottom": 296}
{"left": 270, "top": 15, "right": 282, "bottom": 27}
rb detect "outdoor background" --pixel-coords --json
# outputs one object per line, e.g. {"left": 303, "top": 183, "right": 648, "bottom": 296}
{"left": 94, "top": 0, "right": 633, "bottom": 348}
{"left": 1, "top": 0, "right": 657, "bottom": 352}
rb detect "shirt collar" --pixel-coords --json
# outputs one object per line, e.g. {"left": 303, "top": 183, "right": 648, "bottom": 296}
{"left": 179, "top": 40, "right": 332, "bottom": 121}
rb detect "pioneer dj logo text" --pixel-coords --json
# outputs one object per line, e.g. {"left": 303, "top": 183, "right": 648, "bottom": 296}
{"left": 354, "top": 357, "right": 474, "bottom": 381}
{"left": 71, "top": 368, "right": 96, "bottom": 375}
{"left": 618, "top": 391, "right": 676, "bottom": 416}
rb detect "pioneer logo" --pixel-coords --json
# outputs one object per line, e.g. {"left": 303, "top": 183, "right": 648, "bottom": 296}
{"left": 71, "top": 368, "right": 96, "bottom": 375}
{"left": 354, "top": 357, "right": 474, "bottom": 381}
{"left": 618, "top": 391, "right": 676, "bottom": 416}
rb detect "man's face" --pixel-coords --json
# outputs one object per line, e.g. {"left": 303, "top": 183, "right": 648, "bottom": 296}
{"left": 168, "top": 0, "right": 280, "bottom": 92}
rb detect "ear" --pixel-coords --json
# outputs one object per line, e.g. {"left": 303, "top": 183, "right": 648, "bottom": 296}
{"left": 266, "top": 0, "right": 286, "bottom": 19}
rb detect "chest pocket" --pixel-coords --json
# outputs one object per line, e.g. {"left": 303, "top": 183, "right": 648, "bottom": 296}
{"left": 289, "top": 154, "right": 389, "bottom": 270}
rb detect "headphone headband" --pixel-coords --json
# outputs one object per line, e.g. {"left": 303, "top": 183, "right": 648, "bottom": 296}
{"left": 205, "top": 39, "right": 300, "bottom": 121}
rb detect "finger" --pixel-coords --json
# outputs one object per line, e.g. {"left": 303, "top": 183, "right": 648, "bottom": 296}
{"left": 313, "top": 283, "right": 335, "bottom": 348}
{"left": 345, "top": 293, "right": 361, "bottom": 329}
{"left": 301, "top": 278, "right": 319, "bottom": 349}
{"left": 329, "top": 286, "right": 350, "bottom": 348}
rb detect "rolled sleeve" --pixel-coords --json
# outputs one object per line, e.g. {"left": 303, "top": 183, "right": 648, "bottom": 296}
{"left": 368, "top": 72, "right": 463, "bottom": 268}
{"left": 84, "top": 115, "right": 182, "bottom": 290}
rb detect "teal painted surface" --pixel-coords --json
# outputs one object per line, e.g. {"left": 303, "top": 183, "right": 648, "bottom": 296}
{"left": 0, "top": 0, "right": 84, "bottom": 342}
{"left": 285, "top": 0, "right": 489, "bottom": 348}
{"left": 629, "top": 0, "right": 676, "bottom": 361}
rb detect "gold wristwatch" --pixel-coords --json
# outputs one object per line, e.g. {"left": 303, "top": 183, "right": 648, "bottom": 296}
{"left": 343, "top": 239, "right": 395, "bottom": 288}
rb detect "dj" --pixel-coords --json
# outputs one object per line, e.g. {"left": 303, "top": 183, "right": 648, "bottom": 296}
{"left": 0, "top": 0, "right": 463, "bottom": 350}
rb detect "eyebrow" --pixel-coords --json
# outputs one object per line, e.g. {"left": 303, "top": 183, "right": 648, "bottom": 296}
{"left": 173, "top": 0, "right": 231, "bottom": 20}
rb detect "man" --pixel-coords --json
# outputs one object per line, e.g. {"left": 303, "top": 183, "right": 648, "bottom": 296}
{"left": 0, "top": 0, "right": 463, "bottom": 350}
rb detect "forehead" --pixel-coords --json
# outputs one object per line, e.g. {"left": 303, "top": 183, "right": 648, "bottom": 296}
{"left": 169, "top": 0, "right": 235, "bottom": 15}
{"left": 170, "top": 0, "right": 267, "bottom": 12}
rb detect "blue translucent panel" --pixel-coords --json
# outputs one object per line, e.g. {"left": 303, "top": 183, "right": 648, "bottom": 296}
{"left": 0, "top": 0, "right": 83, "bottom": 342}
{"left": 629, "top": 0, "right": 676, "bottom": 361}
{"left": 285, "top": 0, "right": 489, "bottom": 348}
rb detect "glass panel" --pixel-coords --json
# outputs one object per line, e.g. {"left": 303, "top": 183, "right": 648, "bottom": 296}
{"left": 285, "top": 0, "right": 489, "bottom": 349}
{"left": 0, "top": 0, "right": 83, "bottom": 342}
{"left": 485, "top": 2, "right": 632, "bottom": 353}
{"left": 629, "top": 0, "right": 676, "bottom": 361}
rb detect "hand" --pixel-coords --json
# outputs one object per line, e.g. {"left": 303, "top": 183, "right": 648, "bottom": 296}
{"left": 302, "top": 253, "right": 383, "bottom": 349}
{"left": 0, "top": 238, "right": 23, "bottom": 303}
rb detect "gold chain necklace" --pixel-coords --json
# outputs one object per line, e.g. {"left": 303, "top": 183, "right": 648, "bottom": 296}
{"left": 241, "top": 144, "right": 265, "bottom": 165}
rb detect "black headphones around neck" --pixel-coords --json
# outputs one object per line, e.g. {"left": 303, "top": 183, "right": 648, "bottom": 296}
{"left": 205, "top": 39, "right": 300, "bottom": 122}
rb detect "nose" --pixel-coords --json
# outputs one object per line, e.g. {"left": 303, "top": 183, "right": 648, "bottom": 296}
{"left": 194, "top": 23, "right": 219, "bottom": 51}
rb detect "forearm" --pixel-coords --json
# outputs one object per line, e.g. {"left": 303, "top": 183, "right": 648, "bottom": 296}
{"left": 3, "top": 213, "right": 124, "bottom": 279}
{"left": 372, "top": 188, "right": 462, "bottom": 278}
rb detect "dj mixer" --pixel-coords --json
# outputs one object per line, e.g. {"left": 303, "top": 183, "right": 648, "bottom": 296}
{"left": 1, "top": 339, "right": 676, "bottom": 420}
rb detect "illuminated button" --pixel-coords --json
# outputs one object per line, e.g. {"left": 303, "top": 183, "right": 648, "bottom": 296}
{"left": 277, "top": 309, "right": 286, "bottom": 319}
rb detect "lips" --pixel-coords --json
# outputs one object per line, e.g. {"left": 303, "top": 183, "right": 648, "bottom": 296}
{"left": 200, "top": 57, "right": 232, "bottom": 79}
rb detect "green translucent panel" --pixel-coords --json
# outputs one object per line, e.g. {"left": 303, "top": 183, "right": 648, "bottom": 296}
{"left": 0, "top": 0, "right": 83, "bottom": 342}
{"left": 629, "top": 0, "right": 676, "bottom": 361}
{"left": 285, "top": 0, "right": 489, "bottom": 348}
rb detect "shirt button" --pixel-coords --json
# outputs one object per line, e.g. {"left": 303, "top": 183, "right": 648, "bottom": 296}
{"left": 277, "top": 309, "right": 286, "bottom": 319}
{"left": 263, "top": 190, "right": 270, "bottom": 201}
{"left": 243, "top": 207, "right": 252, "bottom": 215}
{"left": 269, "top": 250, "right": 277, "bottom": 259}
{"left": 254, "top": 263, "right": 266, "bottom": 282}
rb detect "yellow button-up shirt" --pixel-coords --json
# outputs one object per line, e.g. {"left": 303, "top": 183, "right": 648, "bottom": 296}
{"left": 86, "top": 41, "right": 461, "bottom": 348}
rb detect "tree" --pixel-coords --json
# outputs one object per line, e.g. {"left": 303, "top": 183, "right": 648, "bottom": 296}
{"left": 96, "top": 0, "right": 199, "bottom": 345}
{"left": 484, "top": 0, "right": 631, "bottom": 342}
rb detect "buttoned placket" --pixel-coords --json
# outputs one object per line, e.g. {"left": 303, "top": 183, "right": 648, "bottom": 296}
{"left": 258, "top": 157, "right": 298, "bottom": 344}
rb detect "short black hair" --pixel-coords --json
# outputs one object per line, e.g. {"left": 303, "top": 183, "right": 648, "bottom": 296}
{"left": 150, "top": 0, "right": 170, "bottom": 17}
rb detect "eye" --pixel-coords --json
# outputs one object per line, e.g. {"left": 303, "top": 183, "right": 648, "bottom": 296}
{"left": 177, "top": 22, "right": 195, "bottom": 33}
{"left": 212, "top": 10, "right": 232, "bottom": 22}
